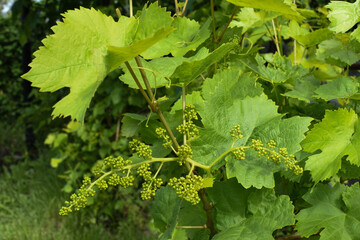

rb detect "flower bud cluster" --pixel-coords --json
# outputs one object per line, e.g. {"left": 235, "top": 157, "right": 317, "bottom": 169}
{"left": 60, "top": 156, "right": 134, "bottom": 215}
{"left": 168, "top": 175, "right": 204, "bottom": 205}
{"left": 250, "top": 139, "right": 303, "bottom": 175}
{"left": 104, "top": 156, "right": 131, "bottom": 170}
{"left": 177, "top": 144, "right": 193, "bottom": 165}
{"left": 137, "top": 163, "right": 163, "bottom": 200}
{"left": 176, "top": 104, "right": 199, "bottom": 139}
{"left": 129, "top": 139, "right": 152, "bottom": 160}
{"left": 230, "top": 124, "right": 243, "bottom": 140}
{"left": 155, "top": 127, "right": 172, "bottom": 148}
{"left": 233, "top": 147, "right": 245, "bottom": 160}
{"left": 140, "top": 177, "right": 163, "bottom": 200}
{"left": 228, "top": 125, "right": 303, "bottom": 176}
{"left": 59, "top": 177, "right": 95, "bottom": 216}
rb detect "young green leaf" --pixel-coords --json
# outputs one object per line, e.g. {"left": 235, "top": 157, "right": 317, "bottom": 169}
{"left": 151, "top": 186, "right": 181, "bottom": 234}
{"left": 314, "top": 77, "right": 359, "bottom": 101}
{"left": 210, "top": 180, "right": 295, "bottom": 240}
{"left": 141, "top": 18, "right": 211, "bottom": 59}
{"left": 240, "top": 54, "right": 308, "bottom": 84}
{"left": 302, "top": 109, "right": 360, "bottom": 182}
{"left": 170, "top": 43, "right": 236, "bottom": 85}
{"left": 22, "top": 5, "right": 173, "bottom": 122}
{"left": 326, "top": 0, "right": 360, "bottom": 33}
{"left": 283, "top": 74, "right": 321, "bottom": 102}
{"left": 316, "top": 38, "right": 360, "bottom": 67}
{"left": 227, "top": 0, "right": 304, "bottom": 21}
{"left": 296, "top": 183, "right": 360, "bottom": 240}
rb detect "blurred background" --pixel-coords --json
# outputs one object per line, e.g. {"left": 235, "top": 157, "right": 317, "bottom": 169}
{"left": 0, "top": 0, "right": 333, "bottom": 239}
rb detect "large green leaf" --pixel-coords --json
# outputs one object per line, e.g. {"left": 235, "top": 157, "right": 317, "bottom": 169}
{"left": 141, "top": 18, "right": 211, "bottom": 58}
{"left": 296, "top": 183, "right": 360, "bottom": 240}
{"left": 316, "top": 38, "right": 360, "bottom": 67}
{"left": 240, "top": 54, "right": 308, "bottom": 84}
{"left": 151, "top": 186, "right": 182, "bottom": 238}
{"left": 314, "top": 77, "right": 359, "bottom": 101}
{"left": 170, "top": 43, "right": 236, "bottom": 85}
{"left": 301, "top": 109, "right": 360, "bottom": 182}
{"left": 326, "top": 0, "right": 360, "bottom": 33}
{"left": 227, "top": 0, "right": 304, "bottom": 21}
{"left": 119, "top": 56, "right": 183, "bottom": 89}
{"left": 231, "top": 8, "right": 280, "bottom": 33}
{"left": 283, "top": 74, "right": 321, "bottom": 102}
{"left": 210, "top": 180, "right": 295, "bottom": 240}
{"left": 22, "top": 5, "right": 173, "bottom": 122}
{"left": 190, "top": 69, "right": 311, "bottom": 188}
{"left": 226, "top": 115, "right": 311, "bottom": 188}
{"left": 294, "top": 28, "right": 333, "bottom": 47}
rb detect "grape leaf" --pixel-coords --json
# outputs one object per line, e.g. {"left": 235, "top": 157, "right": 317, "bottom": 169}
{"left": 316, "top": 38, "right": 360, "bottom": 67}
{"left": 119, "top": 56, "right": 183, "bottom": 89}
{"left": 240, "top": 54, "right": 308, "bottom": 84}
{"left": 296, "top": 183, "right": 360, "bottom": 240}
{"left": 210, "top": 180, "right": 295, "bottom": 240}
{"left": 22, "top": 5, "right": 173, "bottom": 122}
{"left": 227, "top": 0, "right": 304, "bottom": 21}
{"left": 301, "top": 109, "right": 360, "bottom": 182}
{"left": 191, "top": 69, "right": 311, "bottom": 188}
{"left": 326, "top": 0, "right": 360, "bottom": 33}
{"left": 141, "top": 18, "right": 211, "bottom": 58}
{"left": 170, "top": 43, "right": 236, "bottom": 85}
{"left": 226, "top": 115, "right": 311, "bottom": 188}
{"left": 151, "top": 186, "right": 181, "bottom": 237}
{"left": 170, "top": 91, "right": 205, "bottom": 114}
{"left": 283, "top": 74, "right": 321, "bottom": 102}
{"left": 314, "top": 77, "right": 359, "bottom": 101}
{"left": 294, "top": 28, "right": 333, "bottom": 47}
{"left": 231, "top": 8, "right": 280, "bottom": 33}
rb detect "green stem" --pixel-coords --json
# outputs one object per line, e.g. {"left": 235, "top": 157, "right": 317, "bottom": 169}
{"left": 129, "top": 57, "right": 180, "bottom": 151}
{"left": 125, "top": 158, "right": 178, "bottom": 170}
{"left": 199, "top": 189, "right": 216, "bottom": 237}
{"left": 124, "top": 62, "right": 156, "bottom": 112}
{"left": 182, "top": 84, "right": 187, "bottom": 145}
{"left": 135, "top": 56, "right": 155, "bottom": 101}
{"left": 216, "top": 6, "right": 239, "bottom": 43}
{"left": 271, "top": 19, "right": 281, "bottom": 56}
{"left": 210, "top": 0, "right": 216, "bottom": 42}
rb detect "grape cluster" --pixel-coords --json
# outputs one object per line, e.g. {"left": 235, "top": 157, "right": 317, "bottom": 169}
{"left": 104, "top": 156, "right": 132, "bottom": 170}
{"left": 168, "top": 175, "right": 204, "bottom": 205}
{"left": 233, "top": 147, "right": 246, "bottom": 160}
{"left": 129, "top": 139, "right": 152, "bottom": 160}
{"left": 137, "top": 163, "right": 163, "bottom": 200}
{"left": 59, "top": 177, "right": 96, "bottom": 215}
{"left": 249, "top": 139, "right": 303, "bottom": 175}
{"left": 140, "top": 177, "right": 163, "bottom": 200}
{"left": 155, "top": 127, "right": 172, "bottom": 148}
{"left": 177, "top": 144, "right": 193, "bottom": 165}
{"left": 137, "top": 163, "right": 152, "bottom": 180}
{"left": 176, "top": 104, "right": 199, "bottom": 139}
{"left": 60, "top": 155, "right": 134, "bottom": 216}
{"left": 230, "top": 124, "right": 243, "bottom": 140}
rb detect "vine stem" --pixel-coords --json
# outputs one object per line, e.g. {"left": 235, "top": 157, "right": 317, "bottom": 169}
{"left": 181, "top": 0, "right": 189, "bottom": 16}
{"left": 272, "top": 19, "right": 282, "bottom": 56}
{"left": 124, "top": 62, "right": 156, "bottom": 112}
{"left": 216, "top": 6, "right": 239, "bottom": 43}
{"left": 210, "top": 0, "right": 216, "bottom": 42}
{"left": 182, "top": 84, "right": 187, "bottom": 145}
{"left": 126, "top": 59, "right": 180, "bottom": 150}
{"left": 199, "top": 189, "right": 216, "bottom": 237}
{"left": 293, "top": 0, "right": 297, "bottom": 65}
{"left": 208, "top": 146, "right": 251, "bottom": 169}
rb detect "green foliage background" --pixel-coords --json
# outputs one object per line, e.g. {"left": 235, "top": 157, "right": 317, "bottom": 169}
{"left": 2, "top": 0, "right": 360, "bottom": 239}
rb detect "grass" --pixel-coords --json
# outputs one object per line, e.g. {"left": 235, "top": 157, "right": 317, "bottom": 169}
{"left": 0, "top": 155, "right": 158, "bottom": 240}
